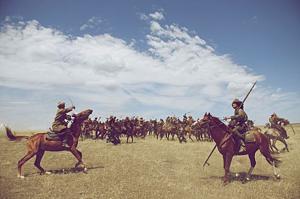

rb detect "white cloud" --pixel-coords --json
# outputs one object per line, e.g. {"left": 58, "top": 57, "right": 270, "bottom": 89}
{"left": 0, "top": 13, "right": 299, "bottom": 129}
{"left": 80, "top": 17, "right": 103, "bottom": 31}
{"left": 139, "top": 13, "right": 149, "bottom": 21}
{"left": 149, "top": 11, "right": 165, "bottom": 21}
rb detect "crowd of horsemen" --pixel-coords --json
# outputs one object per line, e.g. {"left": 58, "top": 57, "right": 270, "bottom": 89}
{"left": 51, "top": 99, "right": 292, "bottom": 152}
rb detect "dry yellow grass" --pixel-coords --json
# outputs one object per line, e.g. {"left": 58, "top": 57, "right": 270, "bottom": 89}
{"left": 0, "top": 125, "right": 299, "bottom": 199}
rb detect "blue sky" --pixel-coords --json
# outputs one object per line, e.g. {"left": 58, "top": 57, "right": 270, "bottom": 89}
{"left": 0, "top": 0, "right": 299, "bottom": 129}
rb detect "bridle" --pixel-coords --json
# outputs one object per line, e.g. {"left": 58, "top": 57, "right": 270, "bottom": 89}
{"left": 200, "top": 117, "right": 225, "bottom": 131}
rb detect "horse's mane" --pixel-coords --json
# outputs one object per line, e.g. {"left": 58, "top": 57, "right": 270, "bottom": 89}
{"left": 210, "top": 115, "right": 230, "bottom": 132}
{"left": 70, "top": 109, "right": 93, "bottom": 135}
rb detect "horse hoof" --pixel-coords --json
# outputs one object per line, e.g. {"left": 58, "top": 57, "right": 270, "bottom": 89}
{"left": 45, "top": 171, "right": 52, "bottom": 175}
{"left": 246, "top": 177, "right": 250, "bottom": 181}
{"left": 17, "top": 175, "right": 25, "bottom": 179}
{"left": 223, "top": 181, "right": 229, "bottom": 186}
{"left": 275, "top": 174, "right": 281, "bottom": 179}
{"left": 83, "top": 167, "right": 88, "bottom": 173}
{"left": 223, "top": 178, "right": 230, "bottom": 186}
{"left": 235, "top": 173, "right": 240, "bottom": 177}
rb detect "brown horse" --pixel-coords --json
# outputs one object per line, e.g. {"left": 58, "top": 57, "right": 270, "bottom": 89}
{"left": 264, "top": 128, "right": 289, "bottom": 152}
{"left": 5, "top": 109, "right": 93, "bottom": 178}
{"left": 200, "top": 113, "right": 281, "bottom": 184}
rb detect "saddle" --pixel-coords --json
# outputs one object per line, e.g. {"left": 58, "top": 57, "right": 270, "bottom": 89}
{"left": 232, "top": 130, "right": 256, "bottom": 143}
{"left": 45, "top": 129, "right": 62, "bottom": 141}
{"left": 232, "top": 131, "right": 256, "bottom": 154}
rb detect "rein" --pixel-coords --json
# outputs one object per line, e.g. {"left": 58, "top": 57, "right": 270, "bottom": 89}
{"left": 202, "top": 117, "right": 233, "bottom": 147}
{"left": 201, "top": 118, "right": 228, "bottom": 133}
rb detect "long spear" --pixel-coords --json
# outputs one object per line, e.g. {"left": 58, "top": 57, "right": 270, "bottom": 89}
{"left": 202, "top": 81, "right": 257, "bottom": 169}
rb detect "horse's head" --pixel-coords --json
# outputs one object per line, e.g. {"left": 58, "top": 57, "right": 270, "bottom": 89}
{"left": 200, "top": 112, "right": 213, "bottom": 125}
{"left": 199, "top": 112, "right": 230, "bottom": 144}
{"left": 199, "top": 112, "right": 228, "bottom": 130}
{"left": 281, "top": 119, "right": 289, "bottom": 126}
{"left": 73, "top": 109, "right": 93, "bottom": 123}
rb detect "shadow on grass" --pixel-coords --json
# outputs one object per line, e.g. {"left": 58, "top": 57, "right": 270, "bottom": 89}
{"left": 28, "top": 165, "right": 104, "bottom": 176}
{"left": 200, "top": 172, "right": 274, "bottom": 184}
{"left": 230, "top": 172, "right": 271, "bottom": 182}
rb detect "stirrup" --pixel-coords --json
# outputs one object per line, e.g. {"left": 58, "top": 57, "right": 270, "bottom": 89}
{"left": 239, "top": 144, "right": 246, "bottom": 152}
{"left": 62, "top": 142, "right": 69, "bottom": 147}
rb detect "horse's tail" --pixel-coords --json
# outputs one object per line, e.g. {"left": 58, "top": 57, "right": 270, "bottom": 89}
{"left": 255, "top": 132, "right": 281, "bottom": 167}
{"left": 4, "top": 126, "right": 29, "bottom": 141}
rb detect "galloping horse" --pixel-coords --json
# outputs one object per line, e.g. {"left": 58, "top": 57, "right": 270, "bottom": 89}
{"left": 264, "top": 128, "right": 289, "bottom": 152}
{"left": 5, "top": 109, "right": 93, "bottom": 178}
{"left": 200, "top": 113, "right": 280, "bottom": 184}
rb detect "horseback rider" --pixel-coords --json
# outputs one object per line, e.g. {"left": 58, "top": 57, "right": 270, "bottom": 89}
{"left": 107, "top": 116, "right": 120, "bottom": 145}
{"left": 269, "top": 113, "right": 289, "bottom": 139}
{"left": 224, "top": 99, "right": 248, "bottom": 152}
{"left": 51, "top": 101, "right": 75, "bottom": 147}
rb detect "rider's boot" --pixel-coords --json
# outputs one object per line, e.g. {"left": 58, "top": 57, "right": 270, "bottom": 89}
{"left": 62, "top": 139, "right": 69, "bottom": 147}
{"left": 233, "top": 130, "right": 246, "bottom": 152}
{"left": 239, "top": 139, "right": 246, "bottom": 152}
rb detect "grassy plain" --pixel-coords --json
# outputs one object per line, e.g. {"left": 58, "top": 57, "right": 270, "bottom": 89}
{"left": 0, "top": 125, "right": 299, "bottom": 199}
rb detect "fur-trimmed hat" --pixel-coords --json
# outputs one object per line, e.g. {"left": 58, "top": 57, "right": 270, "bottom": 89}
{"left": 57, "top": 101, "right": 65, "bottom": 108}
{"left": 232, "top": 99, "right": 243, "bottom": 109}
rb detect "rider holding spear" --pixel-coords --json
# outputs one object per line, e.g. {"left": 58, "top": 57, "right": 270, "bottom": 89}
{"left": 224, "top": 82, "right": 257, "bottom": 152}
{"left": 203, "top": 81, "right": 256, "bottom": 168}
{"left": 224, "top": 99, "right": 248, "bottom": 152}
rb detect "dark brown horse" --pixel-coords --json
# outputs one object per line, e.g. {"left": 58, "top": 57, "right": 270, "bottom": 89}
{"left": 200, "top": 113, "right": 280, "bottom": 184}
{"left": 5, "top": 109, "right": 93, "bottom": 178}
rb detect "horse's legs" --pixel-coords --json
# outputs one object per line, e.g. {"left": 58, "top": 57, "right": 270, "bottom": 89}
{"left": 76, "top": 149, "right": 82, "bottom": 159}
{"left": 171, "top": 133, "right": 175, "bottom": 140}
{"left": 272, "top": 161, "right": 280, "bottom": 179}
{"left": 279, "top": 138, "right": 289, "bottom": 152}
{"left": 188, "top": 132, "right": 194, "bottom": 142}
{"left": 70, "top": 148, "right": 85, "bottom": 169}
{"left": 17, "top": 151, "right": 36, "bottom": 178}
{"left": 272, "top": 139, "right": 279, "bottom": 152}
{"left": 259, "top": 141, "right": 281, "bottom": 179}
{"left": 34, "top": 150, "right": 46, "bottom": 174}
{"left": 223, "top": 153, "right": 233, "bottom": 184}
{"left": 268, "top": 138, "right": 275, "bottom": 152}
{"left": 246, "top": 152, "right": 257, "bottom": 181}
{"left": 73, "top": 148, "right": 88, "bottom": 172}
{"left": 222, "top": 154, "right": 226, "bottom": 169}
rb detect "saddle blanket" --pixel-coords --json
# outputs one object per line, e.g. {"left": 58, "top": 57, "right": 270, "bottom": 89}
{"left": 244, "top": 131, "right": 256, "bottom": 143}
